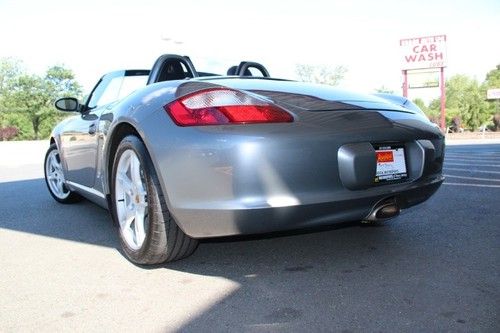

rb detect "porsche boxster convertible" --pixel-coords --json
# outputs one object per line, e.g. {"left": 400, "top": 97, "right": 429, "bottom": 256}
{"left": 45, "top": 54, "right": 444, "bottom": 264}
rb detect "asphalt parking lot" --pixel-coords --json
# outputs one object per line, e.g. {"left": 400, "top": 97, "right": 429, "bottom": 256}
{"left": 0, "top": 140, "right": 499, "bottom": 332}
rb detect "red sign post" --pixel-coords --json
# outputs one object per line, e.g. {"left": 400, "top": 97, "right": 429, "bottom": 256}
{"left": 400, "top": 35, "right": 447, "bottom": 131}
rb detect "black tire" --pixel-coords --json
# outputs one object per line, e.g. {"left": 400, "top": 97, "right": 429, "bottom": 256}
{"left": 44, "top": 143, "right": 82, "bottom": 204}
{"left": 110, "top": 135, "right": 198, "bottom": 265}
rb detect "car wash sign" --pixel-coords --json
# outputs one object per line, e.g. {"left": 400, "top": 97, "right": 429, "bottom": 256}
{"left": 400, "top": 35, "right": 447, "bottom": 70}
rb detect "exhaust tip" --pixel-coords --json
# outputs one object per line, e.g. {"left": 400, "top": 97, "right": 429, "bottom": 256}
{"left": 363, "top": 197, "right": 400, "bottom": 223}
{"left": 375, "top": 203, "right": 400, "bottom": 219}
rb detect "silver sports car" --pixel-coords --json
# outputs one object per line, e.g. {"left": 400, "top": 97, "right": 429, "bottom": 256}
{"left": 45, "top": 54, "right": 444, "bottom": 265}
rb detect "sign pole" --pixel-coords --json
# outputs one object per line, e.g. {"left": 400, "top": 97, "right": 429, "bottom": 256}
{"left": 402, "top": 70, "right": 408, "bottom": 97}
{"left": 439, "top": 67, "right": 446, "bottom": 131}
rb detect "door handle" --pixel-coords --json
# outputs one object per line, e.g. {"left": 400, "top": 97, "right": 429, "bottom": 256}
{"left": 88, "top": 123, "right": 96, "bottom": 135}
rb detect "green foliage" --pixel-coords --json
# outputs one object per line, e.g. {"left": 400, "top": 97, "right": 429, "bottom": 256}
{"left": 0, "top": 58, "right": 82, "bottom": 140}
{"left": 449, "top": 75, "right": 489, "bottom": 131}
{"left": 427, "top": 74, "right": 490, "bottom": 131}
{"left": 412, "top": 98, "right": 439, "bottom": 124}
{"left": 484, "top": 64, "right": 500, "bottom": 89}
{"left": 45, "top": 66, "right": 82, "bottom": 98}
{"left": 295, "top": 64, "right": 347, "bottom": 86}
{"left": 426, "top": 98, "right": 444, "bottom": 125}
{"left": 412, "top": 98, "right": 428, "bottom": 114}
{"left": 0, "top": 58, "right": 23, "bottom": 95}
{"left": 39, "top": 110, "right": 66, "bottom": 139}
{"left": 0, "top": 111, "right": 33, "bottom": 139}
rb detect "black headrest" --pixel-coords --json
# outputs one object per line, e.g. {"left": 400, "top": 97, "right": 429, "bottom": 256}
{"left": 159, "top": 60, "right": 186, "bottom": 81}
{"left": 227, "top": 65, "right": 252, "bottom": 76}
{"left": 227, "top": 66, "right": 238, "bottom": 75}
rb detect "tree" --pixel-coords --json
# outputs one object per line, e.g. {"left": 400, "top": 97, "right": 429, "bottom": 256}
{"left": 295, "top": 64, "right": 347, "bottom": 86}
{"left": 412, "top": 98, "right": 427, "bottom": 112}
{"left": 0, "top": 58, "right": 25, "bottom": 137}
{"left": 484, "top": 64, "right": 500, "bottom": 88}
{"left": 0, "top": 58, "right": 82, "bottom": 140}
{"left": 0, "top": 58, "right": 23, "bottom": 95}
{"left": 428, "top": 74, "right": 490, "bottom": 131}
{"left": 45, "top": 66, "right": 82, "bottom": 99}
{"left": 7, "top": 74, "right": 52, "bottom": 139}
{"left": 411, "top": 98, "right": 440, "bottom": 124}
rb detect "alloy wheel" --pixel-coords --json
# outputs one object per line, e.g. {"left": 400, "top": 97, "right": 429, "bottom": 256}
{"left": 45, "top": 149, "right": 70, "bottom": 200}
{"left": 114, "top": 149, "right": 149, "bottom": 250}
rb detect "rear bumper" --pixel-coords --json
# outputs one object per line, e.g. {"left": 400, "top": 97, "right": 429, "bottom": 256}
{"left": 140, "top": 108, "right": 445, "bottom": 238}
{"left": 171, "top": 175, "right": 443, "bottom": 238}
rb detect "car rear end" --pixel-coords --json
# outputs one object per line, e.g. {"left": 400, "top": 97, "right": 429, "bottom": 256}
{"left": 136, "top": 78, "right": 444, "bottom": 238}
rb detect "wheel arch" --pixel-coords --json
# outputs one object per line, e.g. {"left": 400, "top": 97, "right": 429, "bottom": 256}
{"left": 104, "top": 118, "right": 195, "bottom": 240}
{"left": 103, "top": 121, "right": 169, "bottom": 209}
{"left": 105, "top": 120, "right": 198, "bottom": 263}
{"left": 104, "top": 122, "right": 141, "bottom": 199}
{"left": 49, "top": 135, "right": 60, "bottom": 151}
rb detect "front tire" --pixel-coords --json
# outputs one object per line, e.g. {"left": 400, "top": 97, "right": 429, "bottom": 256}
{"left": 44, "top": 143, "right": 82, "bottom": 204}
{"left": 111, "top": 135, "right": 198, "bottom": 265}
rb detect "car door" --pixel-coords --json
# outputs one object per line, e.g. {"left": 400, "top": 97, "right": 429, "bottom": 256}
{"left": 61, "top": 70, "right": 149, "bottom": 188}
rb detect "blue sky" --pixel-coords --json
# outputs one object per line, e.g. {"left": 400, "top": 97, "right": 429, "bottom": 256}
{"left": 1, "top": 0, "right": 499, "bottom": 101}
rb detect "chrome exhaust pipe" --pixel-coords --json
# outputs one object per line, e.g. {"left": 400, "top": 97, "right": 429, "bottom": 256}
{"left": 363, "top": 198, "right": 400, "bottom": 223}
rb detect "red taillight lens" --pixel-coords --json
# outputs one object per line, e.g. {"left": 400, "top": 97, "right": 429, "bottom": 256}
{"left": 164, "top": 88, "right": 293, "bottom": 126}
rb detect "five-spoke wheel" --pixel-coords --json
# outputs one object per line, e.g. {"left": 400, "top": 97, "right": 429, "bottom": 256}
{"left": 111, "top": 135, "right": 198, "bottom": 264}
{"left": 44, "top": 144, "right": 81, "bottom": 203}
{"left": 114, "top": 149, "right": 149, "bottom": 250}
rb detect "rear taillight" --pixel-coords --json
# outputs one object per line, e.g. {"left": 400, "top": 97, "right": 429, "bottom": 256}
{"left": 164, "top": 88, "right": 293, "bottom": 126}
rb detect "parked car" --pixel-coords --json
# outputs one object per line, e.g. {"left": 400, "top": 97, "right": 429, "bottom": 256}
{"left": 45, "top": 55, "right": 445, "bottom": 264}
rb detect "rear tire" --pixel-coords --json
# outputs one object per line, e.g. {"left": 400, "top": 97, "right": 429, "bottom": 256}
{"left": 110, "top": 135, "right": 198, "bottom": 265}
{"left": 44, "top": 143, "right": 82, "bottom": 204}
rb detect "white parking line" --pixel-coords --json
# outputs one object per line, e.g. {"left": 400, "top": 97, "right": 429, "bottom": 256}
{"left": 444, "top": 145, "right": 500, "bottom": 188}
{"left": 445, "top": 152, "right": 500, "bottom": 155}
{"left": 443, "top": 167, "right": 500, "bottom": 174}
{"left": 443, "top": 182, "right": 500, "bottom": 188}
{"left": 445, "top": 151, "right": 500, "bottom": 154}
{"left": 444, "top": 156, "right": 500, "bottom": 162}
{"left": 445, "top": 153, "right": 500, "bottom": 158}
{"left": 444, "top": 174, "right": 500, "bottom": 182}
{"left": 444, "top": 162, "right": 500, "bottom": 168}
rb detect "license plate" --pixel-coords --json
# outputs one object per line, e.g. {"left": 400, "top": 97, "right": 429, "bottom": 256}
{"left": 374, "top": 145, "right": 408, "bottom": 183}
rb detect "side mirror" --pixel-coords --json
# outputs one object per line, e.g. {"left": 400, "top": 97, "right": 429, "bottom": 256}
{"left": 55, "top": 97, "right": 80, "bottom": 112}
